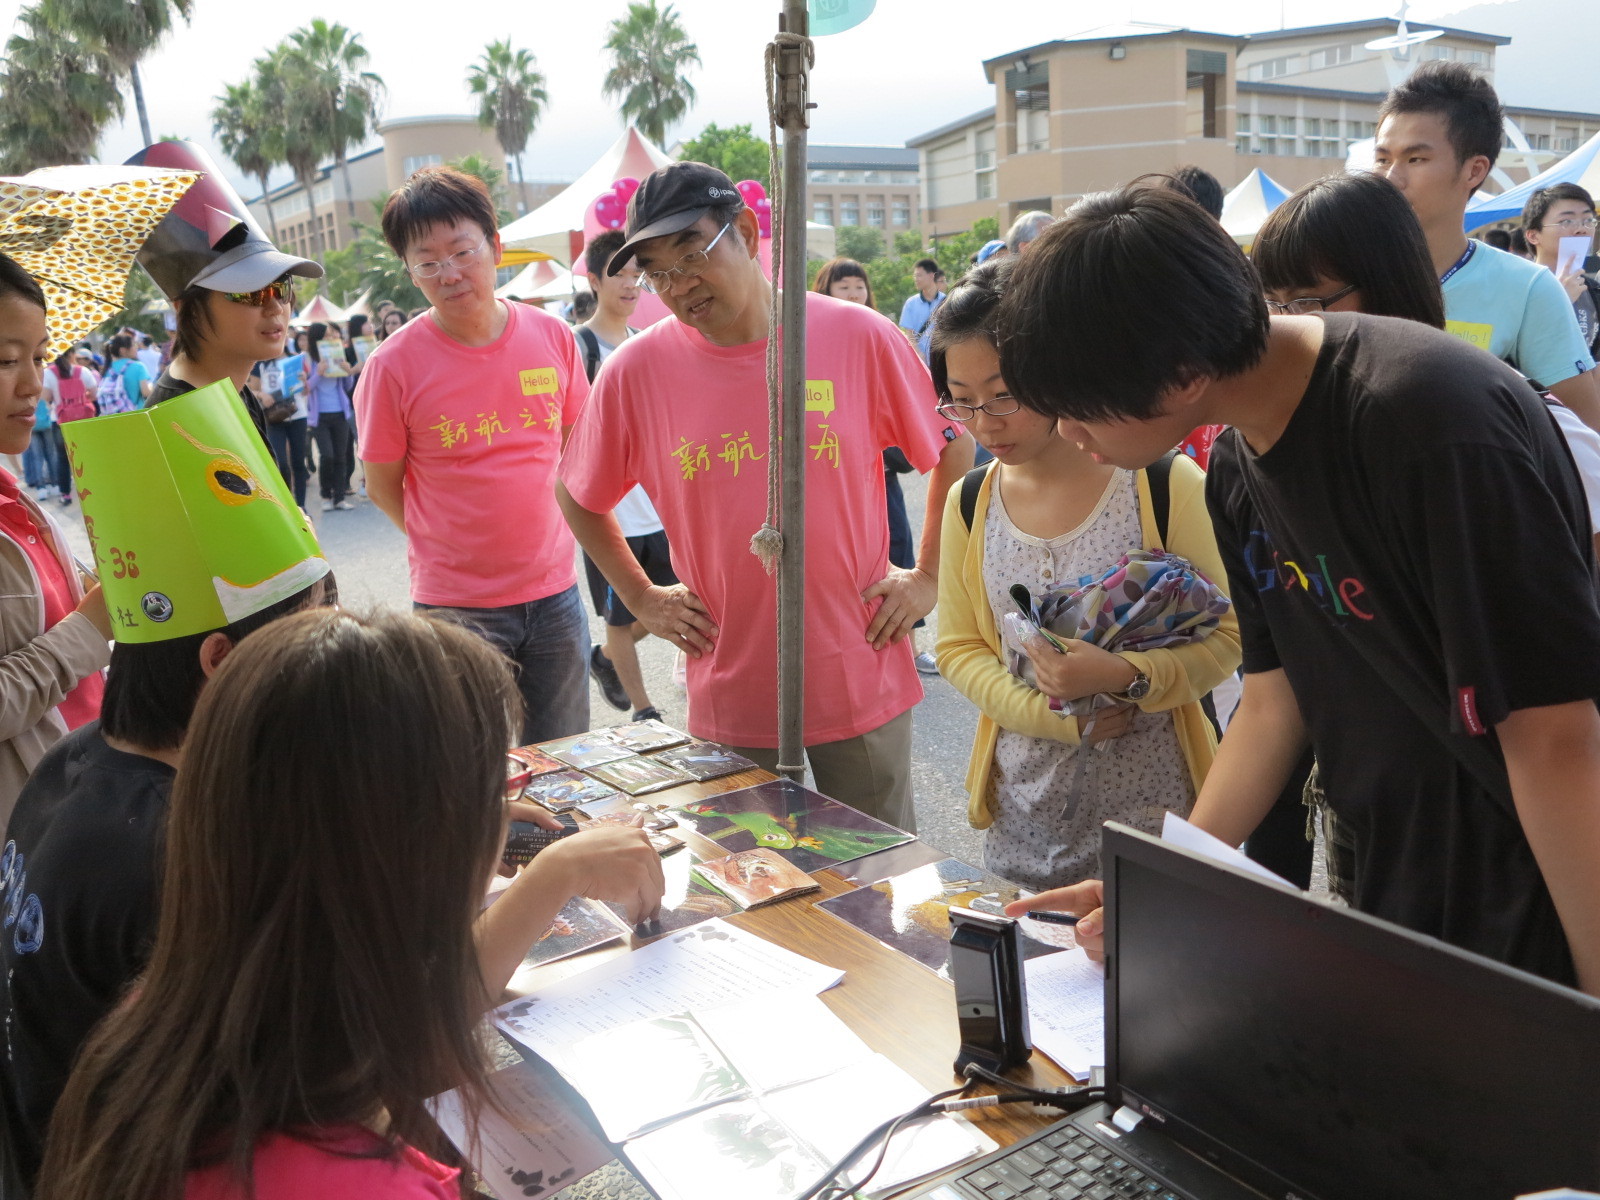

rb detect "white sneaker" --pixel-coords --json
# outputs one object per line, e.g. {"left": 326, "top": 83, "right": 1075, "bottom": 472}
{"left": 914, "top": 652, "right": 940, "bottom": 676}
{"left": 335, "top": 499, "right": 354, "bottom": 511}
{"left": 33, "top": 487, "right": 49, "bottom": 501}
{"left": 321, "top": 499, "right": 335, "bottom": 512}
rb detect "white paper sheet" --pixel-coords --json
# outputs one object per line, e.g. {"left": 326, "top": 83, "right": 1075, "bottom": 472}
{"left": 764, "top": 1055, "right": 998, "bottom": 1198}
{"left": 430, "top": 1055, "right": 612, "bottom": 1200}
{"left": 1557, "top": 234, "right": 1591, "bottom": 280}
{"left": 1161, "top": 811, "right": 1295, "bottom": 887}
{"left": 1024, "top": 947, "right": 1105, "bottom": 1080}
{"left": 491, "top": 919, "right": 844, "bottom": 1058}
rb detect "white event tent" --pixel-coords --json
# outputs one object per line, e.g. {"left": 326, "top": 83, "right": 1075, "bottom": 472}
{"left": 1220, "top": 168, "right": 1291, "bottom": 246}
{"left": 1466, "top": 129, "right": 1600, "bottom": 231}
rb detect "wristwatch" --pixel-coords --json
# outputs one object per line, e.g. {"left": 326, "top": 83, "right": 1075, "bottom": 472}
{"left": 1119, "top": 669, "right": 1151, "bottom": 702}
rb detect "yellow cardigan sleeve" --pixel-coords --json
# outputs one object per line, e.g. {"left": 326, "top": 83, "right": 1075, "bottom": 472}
{"left": 1119, "top": 454, "right": 1243, "bottom": 713}
{"left": 935, "top": 469, "right": 1084, "bottom": 747}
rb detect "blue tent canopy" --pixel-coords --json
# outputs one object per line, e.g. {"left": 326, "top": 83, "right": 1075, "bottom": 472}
{"left": 1465, "top": 129, "right": 1600, "bottom": 230}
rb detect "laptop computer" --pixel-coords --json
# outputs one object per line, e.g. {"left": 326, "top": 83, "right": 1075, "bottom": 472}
{"left": 910, "top": 822, "right": 1600, "bottom": 1200}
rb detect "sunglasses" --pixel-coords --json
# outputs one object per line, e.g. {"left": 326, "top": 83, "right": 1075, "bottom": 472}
{"left": 222, "top": 279, "right": 294, "bottom": 307}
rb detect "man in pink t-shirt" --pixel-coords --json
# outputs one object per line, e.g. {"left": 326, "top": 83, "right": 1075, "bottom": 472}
{"left": 358, "top": 167, "right": 591, "bottom": 742}
{"left": 557, "top": 163, "right": 973, "bottom": 829}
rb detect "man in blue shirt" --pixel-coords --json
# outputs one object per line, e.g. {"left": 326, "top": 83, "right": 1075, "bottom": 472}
{"left": 898, "top": 257, "right": 944, "bottom": 363}
{"left": 1375, "top": 62, "right": 1600, "bottom": 430}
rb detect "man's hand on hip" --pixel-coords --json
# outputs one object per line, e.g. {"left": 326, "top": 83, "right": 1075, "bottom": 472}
{"left": 861, "top": 565, "right": 936, "bottom": 651}
{"left": 632, "top": 583, "right": 719, "bottom": 658}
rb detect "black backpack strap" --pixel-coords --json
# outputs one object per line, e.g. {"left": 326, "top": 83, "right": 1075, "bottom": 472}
{"left": 959, "top": 463, "right": 989, "bottom": 531}
{"left": 1145, "top": 449, "right": 1178, "bottom": 548}
{"left": 576, "top": 327, "right": 602, "bottom": 383}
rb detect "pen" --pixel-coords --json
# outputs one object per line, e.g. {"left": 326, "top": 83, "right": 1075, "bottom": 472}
{"left": 1026, "top": 910, "right": 1081, "bottom": 927}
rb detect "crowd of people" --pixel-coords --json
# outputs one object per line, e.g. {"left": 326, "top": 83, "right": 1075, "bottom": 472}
{"left": 0, "top": 57, "right": 1596, "bottom": 1197}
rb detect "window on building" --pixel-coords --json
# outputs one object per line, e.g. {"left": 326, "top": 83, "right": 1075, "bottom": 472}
{"left": 1186, "top": 49, "right": 1226, "bottom": 139}
{"left": 1252, "top": 56, "right": 1292, "bottom": 81}
{"left": 1529, "top": 132, "right": 1550, "bottom": 150}
{"left": 1557, "top": 126, "right": 1579, "bottom": 153}
{"left": 1309, "top": 43, "right": 1354, "bottom": 70}
{"left": 839, "top": 199, "right": 860, "bottom": 226}
{"left": 402, "top": 153, "right": 442, "bottom": 176}
{"left": 867, "top": 200, "right": 885, "bottom": 227}
{"left": 1258, "top": 137, "right": 1277, "bottom": 156}
{"left": 891, "top": 199, "right": 911, "bottom": 226}
{"left": 890, "top": 171, "right": 919, "bottom": 185}
{"left": 812, "top": 201, "right": 833, "bottom": 226}
{"left": 1428, "top": 44, "right": 1457, "bottom": 61}
{"left": 1006, "top": 62, "right": 1050, "bottom": 153}
{"left": 809, "top": 170, "right": 835, "bottom": 184}
{"left": 1237, "top": 113, "right": 1252, "bottom": 134}
{"left": 1466, "top": 50, "right": 1490, "bottom": 67}
{"left": 976, "top": 172, "right": 995, "bottom": 199}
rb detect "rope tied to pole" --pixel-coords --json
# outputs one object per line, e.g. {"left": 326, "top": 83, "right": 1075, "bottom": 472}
{"left": 752, "top": 30, "right": 815, "bottom": 576}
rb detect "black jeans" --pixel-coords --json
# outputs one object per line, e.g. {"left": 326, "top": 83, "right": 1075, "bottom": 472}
{"left": 313, "top": 412, "right": 351, "bottom": 503}
{"left": 268, "top": 417, "right": 310, "bottom": 508}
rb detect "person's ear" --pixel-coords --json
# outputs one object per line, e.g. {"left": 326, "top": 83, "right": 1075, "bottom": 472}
{"left": 1161, "top": 373, "right": 1211, "bottom": 414}
{"left": 1462, "top": 154, "right": 1493, "bottom": 194}
{"left": 198, "top": 631, "right": 235, "bottom": 679}
{"left": 1523, "top": 225, "right": 1542, "bottom": 250}
{"left": 736, "top": 207, "right": 762, "bottom": 259}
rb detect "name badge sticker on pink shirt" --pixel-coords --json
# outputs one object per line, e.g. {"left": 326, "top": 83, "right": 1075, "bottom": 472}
{"left": 520, "top": 367, "right": 559, "bottom": 395}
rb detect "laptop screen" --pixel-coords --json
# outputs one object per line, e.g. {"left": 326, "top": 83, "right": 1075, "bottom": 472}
{"left": 1103, "top": 825, "right": 1600, "bottom": 1200}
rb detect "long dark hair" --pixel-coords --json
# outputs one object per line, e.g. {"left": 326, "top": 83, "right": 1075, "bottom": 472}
{"left": 1252, "top": 172, "right": 1446, "bottom": 329}
{"left": 811, "top": 257, "right": 875, "bottom": 309}
{"left": 53, "top": 350, "right": 74, "bottom": 379}
{"left": 929, "top": 256, "right": 1015, "bottom": 401}
{"left": 305, "top": 321, "right": 327, "bottom": 363}
{"left": 39, "top": 609, "right": 520, "bottom": 1200}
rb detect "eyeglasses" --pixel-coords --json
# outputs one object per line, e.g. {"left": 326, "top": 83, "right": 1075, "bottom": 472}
{"left": 936, "top": 395, "right": 1022, "bottom": 422}
{"left": 636, "top": 223, "right": 731, "bottom": 294}
{"left": 1264, "top": 283, "right": 1358, "bottom": 315}
{"left": 223, "top": 278, "right": 294, "bottom": 307}
{"left": 1541, "top": 216, "right": 1598, "bottom": 234}
{"left": 407, "top": 237, "right": 490, "bottom": 279}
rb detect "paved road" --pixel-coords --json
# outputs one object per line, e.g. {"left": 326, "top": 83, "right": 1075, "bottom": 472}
{"left": 53, "top": 467, "right": 989, "bottom": 868}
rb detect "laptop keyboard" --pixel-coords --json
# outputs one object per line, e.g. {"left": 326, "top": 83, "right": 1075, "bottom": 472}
{"left": 951, "top": 1122, "right": 1184, "bottom": 1200}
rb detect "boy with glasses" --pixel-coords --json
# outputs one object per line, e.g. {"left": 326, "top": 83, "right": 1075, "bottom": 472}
{"left": 1524, "top": 183, "right": 1600, "bottom": 361}
{"left": 356, "top": 166, "right": 592, "bottom": 744}
{"left": 557, "top": 162, "right": 973, "bottom": 829}
{"left": 1374, "top": 63, "right": 1600, "bottom": 430}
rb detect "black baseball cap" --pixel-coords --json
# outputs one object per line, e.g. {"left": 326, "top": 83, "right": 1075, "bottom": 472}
{"left": 606, "top": 162, "right": 746, "bottom": 276}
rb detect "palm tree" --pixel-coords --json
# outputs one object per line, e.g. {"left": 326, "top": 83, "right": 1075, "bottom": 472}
{"left": 211, "top": 80, "right": 284, "bottom": 243}
{"left": 282, "top": 20, "right": 386, "bottom": 226}
{"left": 602, "top": 1, "right": 702, "bottom": 148}
{"left": 43, "top": 0, "right": 193, "bottom": 147}
{"left": 0, "top": 4, "right": 123, "bottom": 171}
{"left": 261, "top": 46, "right": 329, "bottom": 259}
{"left": 467, "top": 40, "right": 547, "bottom": 215}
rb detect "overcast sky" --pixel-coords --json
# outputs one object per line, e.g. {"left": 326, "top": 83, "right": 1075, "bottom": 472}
{"left": 0, "top": 0, "right": 1552, "bottom": 197}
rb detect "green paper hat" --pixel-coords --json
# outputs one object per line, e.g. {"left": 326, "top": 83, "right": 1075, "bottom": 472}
{"left": 63, "top": 380, "right": 330, "bottom": 643}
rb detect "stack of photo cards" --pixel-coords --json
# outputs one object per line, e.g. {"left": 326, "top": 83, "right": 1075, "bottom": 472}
{"left": 668, "top": 778, "right": 914, "bottom": 874}
{"left": 544, "top": 733, "right": 635, "bottom": 771}
{"left": 506, "top": 744, "right": 565, "bottom": 779}
{"left": 816, "top": 857, "right": 1062, "bottom": 979}
{"left": 607, "top": 717, "right": 691, "bottom": 753}
{"left": 651, "top": 740, "right": 759, "bottom": 781}
{"left": 506, "top": 896, "right": 630, "bottom": 991}
{"left": 587, "top": 755, "right": 694, "bottom": 796}
{"left": 522, "top": 770, "right": 621, "bottom": 812}
{"left": 693, "top": 849, "right": 820, "bottom": 910}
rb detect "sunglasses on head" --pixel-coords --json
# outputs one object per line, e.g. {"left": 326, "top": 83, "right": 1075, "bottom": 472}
{"left": 222, "top": 278, "right": 294, "bottom": 307}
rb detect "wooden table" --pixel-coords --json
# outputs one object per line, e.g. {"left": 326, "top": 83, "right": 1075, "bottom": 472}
{"left": 508, "top": 754, "right": 1075, "bottom": 1153}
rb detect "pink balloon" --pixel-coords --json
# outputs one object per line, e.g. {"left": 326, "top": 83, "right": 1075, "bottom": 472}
{"left": 753, "top": 197, "right": 773, "bottom": 239}
{"left": 613, "top": 177, "right": 640, "bottom": 205}
{"left": 736, "top": 179, "right": 766, "bottom": 203}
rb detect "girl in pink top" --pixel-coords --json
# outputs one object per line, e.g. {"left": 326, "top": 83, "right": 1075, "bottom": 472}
{"left": 38, "top": 610, "right": 525, "bottom": 1200}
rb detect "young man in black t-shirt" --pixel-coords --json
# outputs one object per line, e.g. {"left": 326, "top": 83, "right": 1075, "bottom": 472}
{"left": 997, "top": 183, "right": 1600, "bottom": 996}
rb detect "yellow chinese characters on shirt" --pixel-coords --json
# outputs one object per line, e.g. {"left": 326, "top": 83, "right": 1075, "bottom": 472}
{"left": 428, "top": 365, "right": 562, "bottom": 451}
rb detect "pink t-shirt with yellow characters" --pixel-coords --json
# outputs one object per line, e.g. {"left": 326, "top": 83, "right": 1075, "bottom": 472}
{"left": 559, "top": 292, "right": 962, "bottom": 747}
{"left": 356, "top": 301, "right": 589, "bottom": 607}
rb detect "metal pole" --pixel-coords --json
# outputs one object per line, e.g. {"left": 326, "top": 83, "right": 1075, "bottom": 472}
{"left": 775, "top": 0, "right": 810, "bottom": 781}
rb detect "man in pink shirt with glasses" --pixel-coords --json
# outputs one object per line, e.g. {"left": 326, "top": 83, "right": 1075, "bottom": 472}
{"left": 558, "top": 163, "right": 972, "bottom": 830}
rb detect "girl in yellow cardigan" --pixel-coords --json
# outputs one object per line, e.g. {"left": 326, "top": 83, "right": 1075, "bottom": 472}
{"left": 933, "top": 259, "right": 1241, "bottom": 889}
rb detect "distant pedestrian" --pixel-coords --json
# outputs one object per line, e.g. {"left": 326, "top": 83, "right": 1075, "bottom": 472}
{"left": 897, "top": 257, "right": 944, "bottom": 363}
{"left": 1005, "top": 209, "right": 1054, "bottom": 255}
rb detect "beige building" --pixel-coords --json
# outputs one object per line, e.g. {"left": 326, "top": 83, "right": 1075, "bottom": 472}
{"left": 247, "top": 115, "right": 567, "bottom": 260}
{"left": 806, "top": 145, "right": 920, "bottom": 234}
{"left": 909, "top": 19, "right": 1600, "bottom": 239}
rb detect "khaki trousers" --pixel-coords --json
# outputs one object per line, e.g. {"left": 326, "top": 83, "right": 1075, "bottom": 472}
{"left": 723, "top": 707, "right": 916, "bottom": 833}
